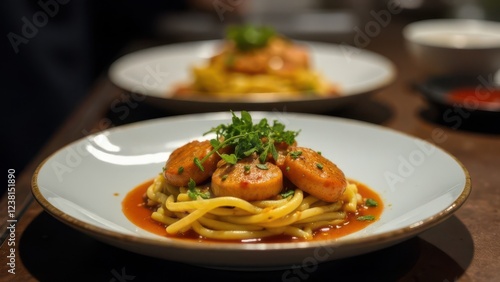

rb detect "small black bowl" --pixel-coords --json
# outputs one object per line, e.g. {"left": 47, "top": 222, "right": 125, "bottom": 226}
{"left": 414, "top": 75, "right": 500, "bottom": 133}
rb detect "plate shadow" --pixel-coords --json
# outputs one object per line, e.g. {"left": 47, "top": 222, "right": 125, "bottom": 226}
{"left": 19, "top": 212, "right": 472, "bottom": 281}
{"left": 105, "top": 95, "right": 393, "bottom": 129}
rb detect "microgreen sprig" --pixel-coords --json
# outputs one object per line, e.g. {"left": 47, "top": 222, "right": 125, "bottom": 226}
{"left": 226, "top": 25, "right": 276, "bottom": 51}
{"left": 187, "top": 178, "right": 211, "bottom": 200}
{"left": 194, "top": 111, "right": 299, "bottom": 171}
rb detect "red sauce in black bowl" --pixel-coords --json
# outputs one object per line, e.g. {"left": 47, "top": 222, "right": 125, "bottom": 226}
{"left": 447, "top": 87, "right": 500, "bottom": 111}
{"left": 415, "top": 75, "right": 500, "bottom": 133}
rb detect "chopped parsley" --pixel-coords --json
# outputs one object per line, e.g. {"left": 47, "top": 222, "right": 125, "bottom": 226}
{"left": 225, "top": 53, "right": 235, "bottom": 67}
{"left": 194, "top": 111, "right": 300, "bottom": 171}
{"left": 187, "top": 178, "right": 211, "bottom": 200}
{"left": 316, "top": 163, "right": 323, "bottom": 169}
{"left": 357, "top": 215, "right": 375, "bottom": 221}
{"left": 177, "top": 166, "right": 184, "bottom": 174}
{"left": 281, "top": 190, "right": 295, "bottom": 198}
{"left": 256, "top": 163, "right": 269, "bottom": 170}
{"left": 290, "top": 151, "right": 302, "bottom": 159}
{"left": 194, "top": 158, "right": 204, "bottom": 172}
{"left": 365, "top": 198, "right": 378, "bottom": 207}
{"left": 226, "top": 25, "right": 276, "bottom": 51}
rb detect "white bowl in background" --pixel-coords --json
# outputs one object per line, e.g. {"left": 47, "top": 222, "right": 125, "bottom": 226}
{"left": 403, "top": 18, "right": 500, "bottom": 76}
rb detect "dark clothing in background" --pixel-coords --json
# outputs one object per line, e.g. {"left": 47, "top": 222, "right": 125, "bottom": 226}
{"left": 1, "top": 1, "right": 189, "bottom": 196}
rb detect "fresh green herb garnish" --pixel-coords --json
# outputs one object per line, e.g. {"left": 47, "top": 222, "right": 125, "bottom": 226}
{"left": 177, "top": 166, "right": 184, "bottom": 174}
{"left": 194, "top": 111, "right": 300, "bottom": 171}
{"left": 244, "top": 165, "right": 251, "bottom": 173}
{"left": 365, "top": 198, "right": 378, "bottom": 207}
{"left": 290, "top": 151, "right": 302, "bottom": 159}
{"left": 226, "top": 25, "right": 276, "bottom": 51}
{"left": 225, "top": 53, "right": 236, "bottom": 67}
{"left": 357, "top": 215, "right": 375, "bottom": 221}
{"left": 187, "top": 178, "right": 211, "bottom": 200}
{"left": 316, "top": 163, "right": 323, "bottom": 169}
{"left": 256, "top": 163, "right": 269, "bottom": 170}
{"left": 194, "top": 158, "right": 204, "bottom": 172}
{"left": 281, "top": 190, "right": 295, "bottom": 198}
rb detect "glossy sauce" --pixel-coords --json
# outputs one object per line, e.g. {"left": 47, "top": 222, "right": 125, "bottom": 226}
{"left": 122, "top": 179, "right": 384, "bottom": 243}
{"left": 447, "top": 87, "right": 500, "bottom": 109}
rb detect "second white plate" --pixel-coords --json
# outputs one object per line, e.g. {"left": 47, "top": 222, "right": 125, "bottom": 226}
{"left": 108, "top": 40, "right": 396, "bottom": 113}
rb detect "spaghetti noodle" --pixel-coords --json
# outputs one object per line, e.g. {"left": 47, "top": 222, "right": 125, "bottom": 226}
{"left": 145, "top": 174, "right": 360, "bottom": 240}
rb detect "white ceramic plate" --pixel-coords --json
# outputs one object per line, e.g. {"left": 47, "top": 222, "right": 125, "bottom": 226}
{"left": 108, "top": 40, "right": 396, "bottom": 113}
{"left": 32, "top": 112, "right": 470, "bottom": 269}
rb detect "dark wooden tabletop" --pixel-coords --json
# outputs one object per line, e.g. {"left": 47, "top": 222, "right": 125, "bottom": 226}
{"left": 1, "top": 14, "right": 500, "bottom": 282}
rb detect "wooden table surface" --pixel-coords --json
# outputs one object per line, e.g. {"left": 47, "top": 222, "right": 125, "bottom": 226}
{"left": 1, "top": 15, "right": 499, "bottom": 282}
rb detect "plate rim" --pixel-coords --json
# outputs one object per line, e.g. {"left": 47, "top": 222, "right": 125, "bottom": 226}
{"left": 31, "top": 112, "right": 471, "bottom": 255}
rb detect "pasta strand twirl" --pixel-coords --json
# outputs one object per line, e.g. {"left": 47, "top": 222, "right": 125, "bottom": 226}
{"left": 145, "top": 173, "right": 362, "bottom": 240}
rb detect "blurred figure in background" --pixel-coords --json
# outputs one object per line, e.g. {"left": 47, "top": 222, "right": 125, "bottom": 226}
{"left": 0, "top": 0, "right": 217, "bottom": 196}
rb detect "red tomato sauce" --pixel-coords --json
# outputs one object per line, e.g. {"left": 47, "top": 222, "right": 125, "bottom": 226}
{"left": 122, "top": 179, "right": 384, "bottom": 243}
{"left": 447, "top": 87, "right": 500, "bottom": 109}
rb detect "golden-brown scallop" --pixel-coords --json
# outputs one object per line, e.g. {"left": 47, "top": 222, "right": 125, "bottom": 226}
{"left": 214, "top": 37, "right": 310, "bottom": 75}
{"left": 211, "top": 156, "right": 283, "bottom": 201}
{"left": 163, "top": 140, "right": 221, "bottom": 187}
{"left": 282, "top": 147, "right": 347, "bottom": 202}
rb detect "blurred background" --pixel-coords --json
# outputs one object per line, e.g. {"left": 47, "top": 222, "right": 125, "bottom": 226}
{"left": 2, "top": 0, "right": 500, "bottom": 196}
